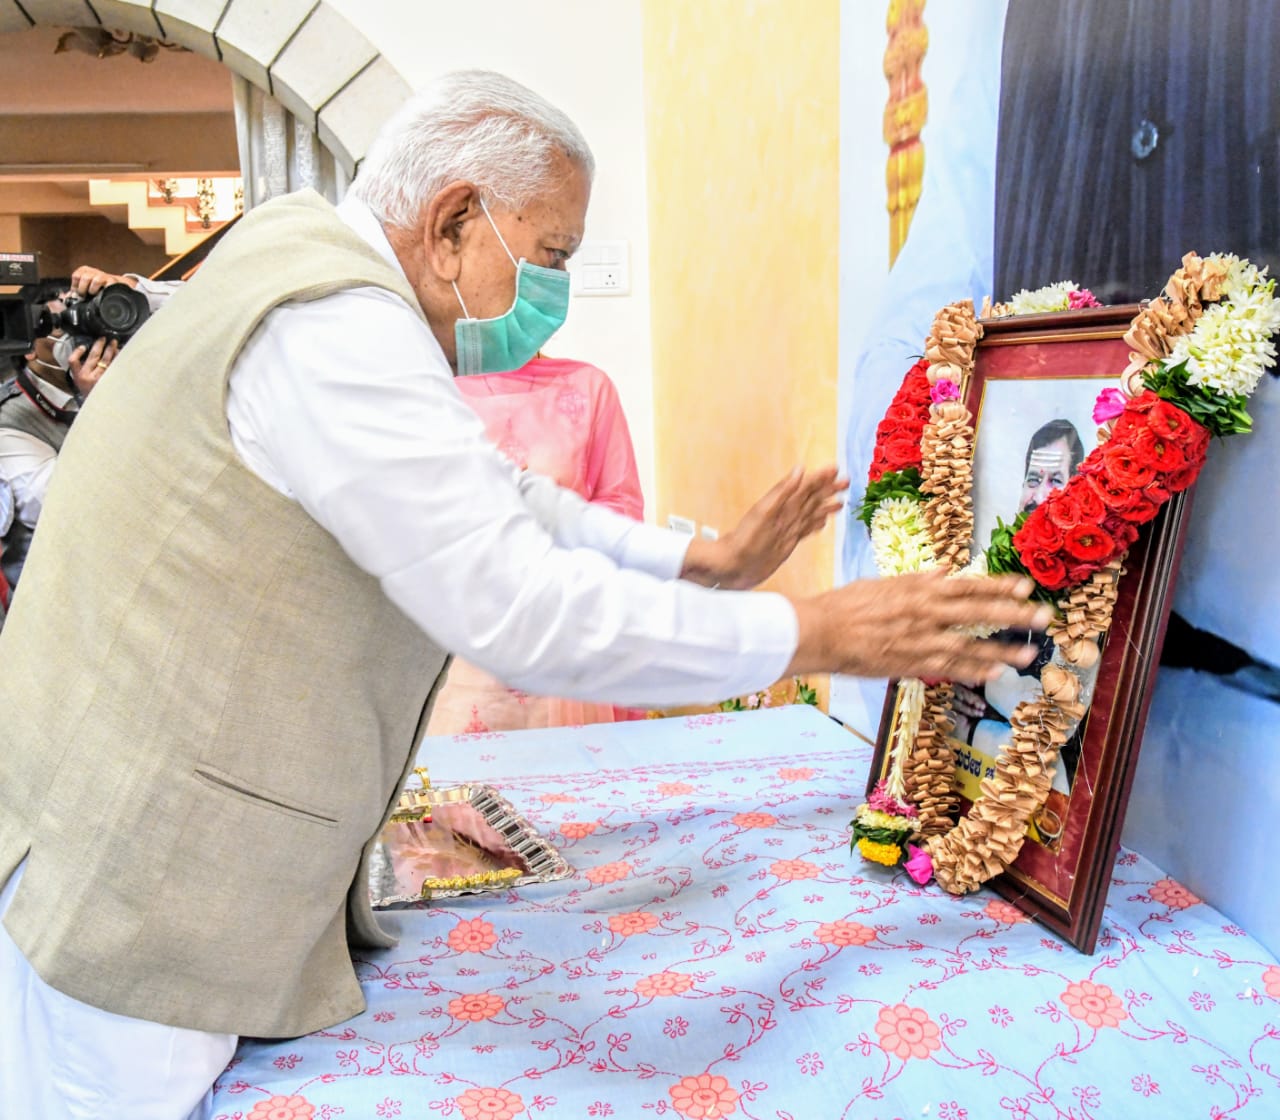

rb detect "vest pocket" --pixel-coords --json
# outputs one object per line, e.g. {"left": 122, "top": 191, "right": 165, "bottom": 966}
{"left": 193, "top": 764, "right": 340, "bottom": 827}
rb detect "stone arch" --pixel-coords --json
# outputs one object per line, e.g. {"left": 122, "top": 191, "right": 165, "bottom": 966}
{"left": 4, "top": 0, "right": 410, "bottom": 175}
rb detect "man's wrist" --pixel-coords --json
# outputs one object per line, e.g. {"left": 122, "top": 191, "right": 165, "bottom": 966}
{"left": 679, "top": 535, "right": 744, "bottom": 589}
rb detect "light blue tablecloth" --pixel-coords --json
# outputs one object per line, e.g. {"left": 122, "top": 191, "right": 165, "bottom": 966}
{"left": 213, "top": 706, "right": 1279, "bottom": 1120}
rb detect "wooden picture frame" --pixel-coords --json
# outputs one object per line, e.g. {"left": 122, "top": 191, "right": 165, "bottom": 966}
{"left": 865, "top": 306, "right": 1194, "bottom": 954}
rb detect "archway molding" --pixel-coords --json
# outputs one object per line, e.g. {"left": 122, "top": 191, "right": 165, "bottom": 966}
{"left": 5, "top": 0, "right": 410, "bottom": 175}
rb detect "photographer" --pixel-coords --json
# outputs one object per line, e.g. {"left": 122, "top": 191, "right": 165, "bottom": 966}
{"left": 0, "top": 292, "right": 125, "bottom": 590}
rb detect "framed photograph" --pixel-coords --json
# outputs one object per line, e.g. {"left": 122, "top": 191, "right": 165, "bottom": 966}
{"left": 865, "top": 306, "right": 1195, "bottom": 953}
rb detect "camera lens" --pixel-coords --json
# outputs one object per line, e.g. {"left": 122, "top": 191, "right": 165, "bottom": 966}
{"left": 94, "top": 284, "right": 146, "bottom": 334}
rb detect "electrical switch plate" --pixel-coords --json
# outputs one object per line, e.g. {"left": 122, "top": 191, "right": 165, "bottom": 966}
{"left": 699, "top": 525, "right": 719, "bottom": 541}
{"left": 572, "top": 240, "right": 630, "bottom": 296}
{"left": 667, "top": 514, "right": 696, "bottom": 536}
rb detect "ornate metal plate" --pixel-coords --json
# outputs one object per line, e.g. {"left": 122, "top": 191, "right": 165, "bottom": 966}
{"left": 368, "top": 784, "right": 572, "bottom": 908}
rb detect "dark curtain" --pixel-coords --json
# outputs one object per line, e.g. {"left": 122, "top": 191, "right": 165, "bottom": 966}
{"left": 994, "top": 0, "right": 1280, "bottom": 304}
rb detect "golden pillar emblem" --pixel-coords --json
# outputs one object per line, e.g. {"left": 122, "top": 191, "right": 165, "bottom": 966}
{"left": 884, "top": 0, "right": 928, "bottom": 264}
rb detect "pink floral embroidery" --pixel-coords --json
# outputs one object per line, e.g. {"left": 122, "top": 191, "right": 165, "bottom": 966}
{"left": 1061, "top": 980, "right": 1128, "bottom": 1029}
{"left": 731, "top": 811, "right": 778, "bottom": 829}
{"left": 657, "top": 781, "right": 696, "bottom": 796}
{"left": 584, "top": 861, "right": 633, "bottom": 885}
{"left": 538, "top": 792, "right": 577, "bottom": 804}
{"left": 608, "top": 911, "right": 660, "bottom": 936}
{"left": 456, "top": 1087, "right": 526, "bottom": 1120}
{"left": 447, "top": 918, "right": 498, "bottom": 953}
{"left": 814, "top": 920, "right": 876, "bottom": 947}
{"left": 448, "top": 993, "right": 505, "bottom": 1021}
{"left": 462, "top": 706, "right": 490, "bottom": 734}
{"left": 635, "top": 971, "right": 694, "bottom": 997}
{"left": 984, "top": 899, "right": 1030, "bottom": 924}
{"left": 875, "top": 1003, "right": 942, "bottom": 1060}
{"left": 1262, "top": 965, "right": 1280, "bottom": 999}
{"left": 770, "top": 858, "right": 821, "bottom": 881}
{"left": 667, "top": 1073, "right": 740, "bottom": 1118}
{"left": 777, "top": 767, "right": 815, "bottom": 781}
{"left": 1149, "top": 878, "right": 1200, "bottom": 910}
{"left": 559, "top": 821, "right": 598, "bottom": 839}
{"left": 247, "top": 1097, "right": 316, "bottom": 1120}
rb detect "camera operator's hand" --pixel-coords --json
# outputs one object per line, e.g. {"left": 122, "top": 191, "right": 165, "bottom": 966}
{"left": 69, "top": 337, "right": 118, "bottom": 398}
{"left": 70, "top": 264, "right": 139, "bottom": 297}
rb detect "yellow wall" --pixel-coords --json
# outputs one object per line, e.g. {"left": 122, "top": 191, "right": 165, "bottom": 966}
{"left": 642, "top": 0, "right": 840, "bottom": 607}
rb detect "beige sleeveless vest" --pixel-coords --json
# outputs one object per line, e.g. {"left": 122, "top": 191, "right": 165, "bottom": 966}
{"left": 0, "top": 191, "right": 451, "bottom": 1038}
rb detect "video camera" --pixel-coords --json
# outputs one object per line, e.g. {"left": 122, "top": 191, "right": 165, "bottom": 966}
{"left": 0, "top": 252, "right": 151, "bottom": 361}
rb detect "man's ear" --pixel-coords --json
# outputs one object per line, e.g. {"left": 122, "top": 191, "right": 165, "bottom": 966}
{"left": 422, "top": 180, "right": 482, "bottom": 284}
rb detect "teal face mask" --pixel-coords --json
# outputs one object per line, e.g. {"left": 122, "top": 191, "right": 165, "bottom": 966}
{"left": 452, "top": 198, "right": 570, "bottom": 376}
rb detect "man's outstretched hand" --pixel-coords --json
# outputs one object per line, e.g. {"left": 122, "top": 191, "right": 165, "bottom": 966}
{"left": 681, "top": 465, "right": 849, "bottom": 590}
{"left": 787, "top": 571, "right": 1054, "bottom": 686}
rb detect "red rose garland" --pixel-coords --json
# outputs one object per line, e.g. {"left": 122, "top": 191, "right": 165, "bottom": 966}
{"left": 868, "top": 358, "right": 932, "bottom": 481}
{"left": 1013, "top": 390, "right": 1210, "bottom": 591}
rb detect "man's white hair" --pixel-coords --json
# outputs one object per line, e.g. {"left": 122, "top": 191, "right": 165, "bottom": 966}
{"left": 350, "top": 70, "right": 595, "bottom": 229}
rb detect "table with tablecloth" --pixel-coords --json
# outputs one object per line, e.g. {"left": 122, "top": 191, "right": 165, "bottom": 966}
{"left": 212, "top": 705, "right": 1280, "bottom": 1120}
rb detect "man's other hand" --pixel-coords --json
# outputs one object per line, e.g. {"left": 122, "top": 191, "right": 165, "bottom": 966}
{"left": 787, "top": 571, "right": 1054, "bottom": 685}
{"left": 680, "top": 465, "right": 849, "bottom": 590}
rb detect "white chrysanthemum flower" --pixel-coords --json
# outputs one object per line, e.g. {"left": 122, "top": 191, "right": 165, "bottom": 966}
{"left": 1170, "top": 297, "right": 1279, "bottom": 397}
{"left": 1006, "top": 280, "right": 1075, "bottom": 316}
{"left": 1210, "top": 252, "right": 1270, "bottom": 303}
{"left": 870, "top": 497, "right": 937, "bottom": 576}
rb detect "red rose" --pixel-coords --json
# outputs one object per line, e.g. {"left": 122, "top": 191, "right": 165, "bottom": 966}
{"left": 1045, "top": 491, "right": 1085, "bottom": 532}
{"left": 1132, "top": 427, "right": 1187, "bottom": 473}
{"left": 1075, "top": 445, "right": 1108, "bottom": 478}
{"left": 1073, "top": 479, "right": 1106, "bottom": 522}
{"left": 885, "top": 401, "right": 925, "bottom": 425}
{"left": 1108, "top": 410, "right": 1144, "bottom": 443}
{"left": 1103, "top": 516, "right": 1140, "bottom": 550}
{"left": 1062, "top": 523, "right": 1117, "bottom": 563}
{"left": 1067, "top": 561, "right": 1100, "bottom": 585}
{"left": 1024, "top": 549, "right": 1069, "bottom": 589}
{"left": 1165, "top": 460, "right": 1204, "bottom": 494}
{"left": 1183, "top": 422, "right": 1210, "bottom": 464}
{"left": 1125, "top": 389, "right": 1162, "bottom": 413}
{"left": 1144, "top": 398, "right": 1198, "bottom": 446}
{"left": 1099, "top": 443, "right": 1156, "bottom": 489}
{"left": 882, "top": 434, "right": 923, "bottom": 472}
{"left": 1013, "top": 506, "right": 1066, "bottom": 553}
{"left": 1084, "top": 473, "right": 1137, "bottom": 514}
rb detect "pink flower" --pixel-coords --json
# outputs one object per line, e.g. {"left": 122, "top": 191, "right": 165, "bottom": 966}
{"left": 447, "top": 993, "right": 505, "bottom": 1022}
{"left": 769, "top": 858, "right": 821, "bottom": 881}
{"left": 777, "top": 767, "right": 815, "bottom": 781}
{"left": 903, "top": 844, "right": 933, "bottom": 885}
{"left": 1092, "top": 388, "right": 1127, "bottom": 425}
{"left": 247, "top": 1097, "right": 316, "bottom": 1120}
{"left": 731, "top": 811, "right": 777, "bottom": 829}
{"left": 814, "top": 920, "right": 876, "bottom": 947}
{"left": 657, "top": 782, "right": 696, "bottom": 796}
{"left": 1262, "top": 965, "right": 1280, "bottom": 999}
{"left": 635, "top": 971, "right": 695, "bottom": 998}
{"left": 559, "top": 821, "right": 598, "bottom": 839}
{"left": 667, "top": 1073, "right": 740, "bottom": 1119}
{"left": 866, "top": 779, "right": 916, "bottom": 817}
{"left": 929, "top": 379, "right": 960, "bottom": 404}
{"left": 607, "top": 911, "right": 659, "bottom": 936}
{"left": 1149, "top": 878, "right": 1200, "bottom": 910}
{"left": 447, "top": 918, "right": 498, "bottom": 953}
{"left": 1061, "top": 979, "right": 1128, "bottom": 1029}
{"left": 456, "top": 1087, "right": 525, "bottom": 1120}
{"left": 1069, "top": 288, "right": 1102, "bottom": 309}
{"left": 984, "top": 898, "right": 1029, "bottom": 924}
{"left": 875, "top": 1003, "right": 942, "bottom": 1060}
{"left": 584, "top": 861, "right": 633, "bottom": 885}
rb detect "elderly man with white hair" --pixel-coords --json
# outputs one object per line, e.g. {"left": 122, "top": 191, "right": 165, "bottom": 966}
{"left": 0, "top": 71, "right": 1047, "bottom": 1119}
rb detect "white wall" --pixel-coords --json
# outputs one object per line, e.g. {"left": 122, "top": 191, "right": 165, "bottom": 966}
{"left": 324, "top": 0, "right": 657, "bottom": 515}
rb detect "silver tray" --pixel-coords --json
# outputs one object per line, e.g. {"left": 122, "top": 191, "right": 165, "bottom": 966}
{"left": 368, "top": 783, "right": 572, "bottom": 908}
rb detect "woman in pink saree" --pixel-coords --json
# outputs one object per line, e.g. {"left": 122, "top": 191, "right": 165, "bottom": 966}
{"left": 427, "top": 356, "right": 647, "bottom": 733}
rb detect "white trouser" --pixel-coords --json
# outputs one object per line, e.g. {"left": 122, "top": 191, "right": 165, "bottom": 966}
{"left": 0, "top": 859, "right": 238, "bottom": 1120}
